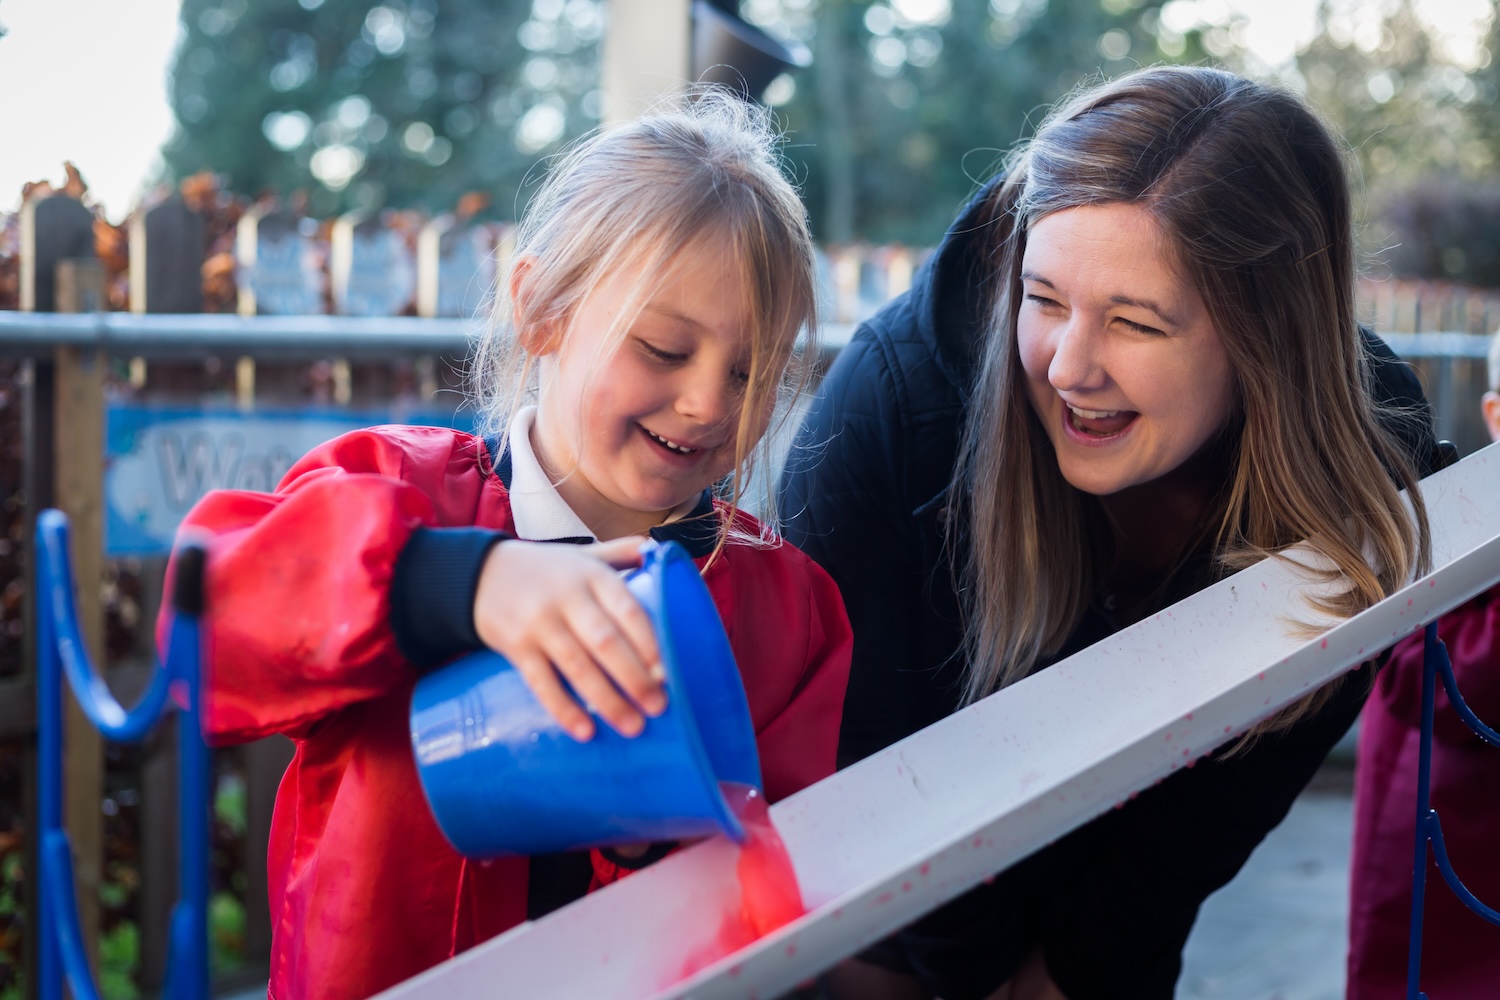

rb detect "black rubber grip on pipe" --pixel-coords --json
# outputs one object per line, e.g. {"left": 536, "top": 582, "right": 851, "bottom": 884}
{"left": 172, "top": 544, "right": 208, "bottom": 617}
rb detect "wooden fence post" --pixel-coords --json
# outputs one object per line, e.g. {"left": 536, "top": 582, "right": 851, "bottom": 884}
{"left": 122, "top": 544, "right": 176, "bottom": 993}
{"left": 19, "top": 195, "right": 95, "bottom": 314}
{"left": 21, "top": 192, "right": 107, "bottom": 981}
{"left": 53, "top": 259, "right": 108, "bottom": 981}
{"left": 331, "top": 211, "right": 415, "bottom": 319}
{"left": 236, "top": 204, "right": 323, "bottom": 411}
{"left": 130, "top": 196, "right": 205, "bottom": 315}
{"left": 416, "top": 216, "right": 500, "bottom": 321}
{"left": 18, "top": 354, "right": 54, "bottom": 1000}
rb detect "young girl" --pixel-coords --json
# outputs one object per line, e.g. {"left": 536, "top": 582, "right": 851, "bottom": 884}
{"left": 169, "top": 95, "right": 852, "bottom": 1000}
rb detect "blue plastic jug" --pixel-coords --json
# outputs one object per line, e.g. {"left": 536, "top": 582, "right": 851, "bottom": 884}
{"left": 409, "top": 539, "right": 763, "bottom": 857}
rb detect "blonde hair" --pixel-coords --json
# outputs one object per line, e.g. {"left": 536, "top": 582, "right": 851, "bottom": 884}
{"left": 955, "top": 66, "right": 1432, "bottom": 736}
{"left": 471, "top": 92, "right": 818, "bottom": 551}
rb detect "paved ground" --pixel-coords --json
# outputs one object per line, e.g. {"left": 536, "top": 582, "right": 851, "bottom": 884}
{"left": 1178, "top": 772, "right": 1355, "bottom": 1000}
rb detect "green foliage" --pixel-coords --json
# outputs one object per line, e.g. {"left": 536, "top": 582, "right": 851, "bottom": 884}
{"left": 210, "top": 890, "right": 249, "bottom": 974}
{"left": 164, "top": 0, "right": 1233, "bottom": 239}
{"left": 1295, "top": 0, "right": 1500, "bottom": 282}
{"left": 164, "top": 0, "right": 587, "bottom": 216}
{"left": 0, "top": 851, "right": 19, "bottom": 917}
{"left": 1297, "top": 0, "right": 1493, "bottom": 186}
{"left": 99, "top": 922, "right": 141, "bottom": 1000}
{"left": 216, "top": 772, "right": 249, "bottom": 838}
{"left": 0, "top": 851, "right": 22, "bottom": 1000}
{"left": 99, "top": 875, "right": 131, "bottom": 910}
{"left": 745, "top": 0, "right": 1228, "bottom": 242}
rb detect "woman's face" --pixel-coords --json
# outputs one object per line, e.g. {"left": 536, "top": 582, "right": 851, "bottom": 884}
{"left": 1017, "top": 203, "right": 1237, "bottom": 497}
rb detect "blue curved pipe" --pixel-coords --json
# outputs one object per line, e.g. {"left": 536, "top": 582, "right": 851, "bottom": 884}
{"left": 38, "top": 511, "right": 172, "bottom": 740}
{"left": 36, "top": 509, "right": 210, "bottom": 1000}
{"left": 1406, "top": 622, "right": 1500, "bottom": 1000}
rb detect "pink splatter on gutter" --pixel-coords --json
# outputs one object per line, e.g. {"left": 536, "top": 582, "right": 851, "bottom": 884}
{"left": 375, "top": 444, "right": 1500, "bottom": 1000}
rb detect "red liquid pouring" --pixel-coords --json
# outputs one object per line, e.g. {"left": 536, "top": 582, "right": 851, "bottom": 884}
{"left": 672, "top": 783, "right": 806, "bottom": 984}
{"left": 722, "top": 781, "right": 805, "bottom": 936}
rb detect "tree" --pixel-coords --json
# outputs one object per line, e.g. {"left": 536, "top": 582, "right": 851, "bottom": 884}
{"left": 1296, "top": 0, "right": 1492, "bottom": 186}
{"left": 748, "top": 0, "right": 1234, "bottom": 243}
{"left": 1295, "top": 0, "right": 1500, "bottom": 284}
{"left": 164, "top": 0, "right": 600, "bottom": 217}
{"left": 162, "top": 0, "right": 1240, "bottom": 237}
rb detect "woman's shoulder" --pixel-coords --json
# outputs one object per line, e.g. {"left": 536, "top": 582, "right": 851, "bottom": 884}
{"left": 1359, "top": 326, "right": 1444, "bottom": 477}
{"left": 812, "top": 316, "right": 968, "bottom": 449}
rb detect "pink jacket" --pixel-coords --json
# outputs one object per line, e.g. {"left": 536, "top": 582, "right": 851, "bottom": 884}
{"left": 1348, "top": 587, "right": 1500, "bottom": 998}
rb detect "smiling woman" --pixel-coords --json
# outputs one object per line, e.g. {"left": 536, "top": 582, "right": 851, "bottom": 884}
{"left": 1016, "top": 203, "right": 1236, "bottom": 498}
{"left": 781, "top": 65, "right": 1445, "bottom": 1000}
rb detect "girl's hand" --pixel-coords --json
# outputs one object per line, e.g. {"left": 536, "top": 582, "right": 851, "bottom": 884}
{"left": 472, "top": 537, "right": 667, "bottom": 741}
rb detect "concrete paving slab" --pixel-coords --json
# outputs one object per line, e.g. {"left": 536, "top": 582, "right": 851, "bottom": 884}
{"left": 1178, "top": 785, "right": 1354, "bottom": 1000}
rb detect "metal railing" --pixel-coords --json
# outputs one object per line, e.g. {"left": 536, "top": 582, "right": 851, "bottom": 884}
{"left": 0, "top": 311, "right": 861, "bottom": 358}
{"left": 1407, "top": 621, "right": 1500, "bottom": 999}
{"left": 37, "top": 510, "right": 211, "bottom": 1000}
{"left": 0, "top": 312, "right": 473, "bottom": 359}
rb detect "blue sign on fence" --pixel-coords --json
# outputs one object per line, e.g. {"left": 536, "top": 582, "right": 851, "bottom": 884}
{"left": 105, "top": 405, "right": 470, "bottom": 556}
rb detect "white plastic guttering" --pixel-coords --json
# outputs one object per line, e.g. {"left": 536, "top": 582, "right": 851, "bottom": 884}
{"left": 377, "top": 442, "right": 1500, "bottom": 1000}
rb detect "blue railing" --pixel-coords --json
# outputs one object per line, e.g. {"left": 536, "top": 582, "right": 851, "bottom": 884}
{"left": 1406, "top": 620, "right": 1500, "bottom": 999}
{"left": 36, "top": 509, "right": 211, "bottom": 1000}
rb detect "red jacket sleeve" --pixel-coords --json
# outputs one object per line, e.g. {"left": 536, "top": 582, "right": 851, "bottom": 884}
{"left": 158, "top": 427, "right": 484, "bottom": 745}
{"left": 1377, "top": 586, "right": 1500, "bottom": 745}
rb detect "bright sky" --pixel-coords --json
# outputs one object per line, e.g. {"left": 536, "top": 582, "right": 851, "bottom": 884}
{"left": 1, "top": 0, "right": 1493, "bottom": 222}
{"left": 2, "top": 0, "right": 183, "bottom": 222}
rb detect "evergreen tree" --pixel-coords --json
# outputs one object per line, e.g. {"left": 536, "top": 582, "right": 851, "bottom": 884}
{"left": 745, "top": 0, "right": 1229, "bottom": 243}
{"left": 163, "top": 0, "right": 1233, "bottom": 236}
{"left": 1295, "top": 0, "right": 1500, "bottom": 284}
{"left": 165, "top": 0, "right": 599, "bottom": 217}
{"left": 1296, "top": 0, "right": 1490, "bottom": 187}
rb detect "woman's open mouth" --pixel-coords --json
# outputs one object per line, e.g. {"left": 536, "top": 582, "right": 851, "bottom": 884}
{"left": 1064, "top": 402, "right": 1138, "bottom": 440}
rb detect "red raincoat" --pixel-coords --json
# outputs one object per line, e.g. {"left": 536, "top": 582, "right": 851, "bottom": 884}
{"left": 164, "top": 425, "right": 852, "bottom": 1000}
{"left": 1348, "top": 587, "right": 1500, "bottom": 998}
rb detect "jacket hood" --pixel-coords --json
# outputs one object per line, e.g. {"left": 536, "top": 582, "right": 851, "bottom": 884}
{"left": 906, "top": 174, "right": 1009, "bottom": 399}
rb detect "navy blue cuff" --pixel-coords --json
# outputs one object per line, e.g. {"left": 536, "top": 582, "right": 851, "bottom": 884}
{"left": 599, "top": 841, "right": 678, "bottom": 870}
{"left": 390, "top": 526, "right": 509, "bottom": 670}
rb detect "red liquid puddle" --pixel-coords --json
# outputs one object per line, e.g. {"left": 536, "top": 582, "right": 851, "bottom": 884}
{"left": 671, "top": 782, "right": 806, "bottom": 984}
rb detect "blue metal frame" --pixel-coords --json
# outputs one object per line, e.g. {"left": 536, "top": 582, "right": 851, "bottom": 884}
{"left": 36, "top": 508, "right": 210, "bottom": 1000}
{"left": 1406, "top": 621, "right": 1500, "bottom": 999}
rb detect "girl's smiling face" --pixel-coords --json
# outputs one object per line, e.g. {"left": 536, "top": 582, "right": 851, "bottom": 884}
{"left": 527, "top": 242, "right": 772, "bottom": 540}
{"left": 1017, "top": 202, "right": 1237, "bottom": 497}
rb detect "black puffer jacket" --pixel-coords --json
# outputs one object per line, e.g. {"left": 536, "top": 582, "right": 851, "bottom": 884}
{"left": 779, "top": 180, "right": 1442, "bottom": 1000}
